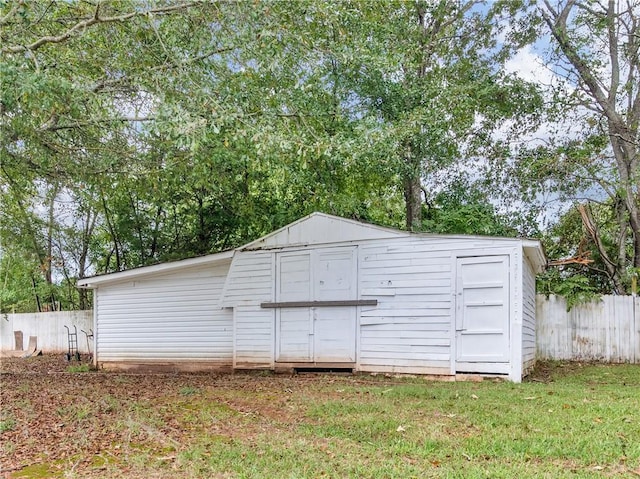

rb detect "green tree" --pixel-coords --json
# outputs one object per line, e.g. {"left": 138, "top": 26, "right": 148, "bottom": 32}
{"left": 1, "top": 0, "right": 545, "bottom": 312}
{"left": 422, "top": 177, "right": 519, "bottom": 236}
{"left": 495, "top": 0, "right": 639, "bottom": 294}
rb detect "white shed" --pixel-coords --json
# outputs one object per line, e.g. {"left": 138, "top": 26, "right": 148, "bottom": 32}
{"left": 78, "top": 212, "right": 546, "bottom": 381}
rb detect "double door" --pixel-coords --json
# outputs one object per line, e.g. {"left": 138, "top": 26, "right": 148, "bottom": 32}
{"left": 276, "top": 247, "right": 357, "bottom": 363}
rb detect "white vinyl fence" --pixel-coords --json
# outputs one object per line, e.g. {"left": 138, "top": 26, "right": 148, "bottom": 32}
{"left": 536, "top": 295, "right": 639, "bottom": 363}
{"left": 1, "top": 310, "right": 93, "bottom": 354}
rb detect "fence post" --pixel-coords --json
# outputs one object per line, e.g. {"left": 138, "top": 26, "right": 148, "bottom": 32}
{"left": 631, "top": 294, "right": 640, "bottom": 363}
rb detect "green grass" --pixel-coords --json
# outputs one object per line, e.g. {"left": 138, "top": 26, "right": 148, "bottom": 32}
{"left": 5, "top": 362, "right": 640, "bottom": 478}
{"left": 166, "top": 364, "right": 640, "bottom": 478}
{"left": 0, "top": 415, "right": 16, "bottom": 433}
{"left": 179, "top": 386, "right": 199, "bottom": 396}
{"left": 66, "top": 363, "right": 91, "bottom": 373}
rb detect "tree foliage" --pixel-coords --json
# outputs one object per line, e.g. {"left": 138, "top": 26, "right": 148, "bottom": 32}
{"left": 1, "top": 0, "right": 543, "bottom": 312}
{"left": 492, "top": 0, "right": 640, "bottom": 294}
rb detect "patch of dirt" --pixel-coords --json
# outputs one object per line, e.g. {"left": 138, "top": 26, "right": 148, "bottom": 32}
{"left": 526, "top": 361, "right": 584, "bottom": 383}
{"left": 0, "top": 353, "right": 74, "bottom": 375}
{"left": 0, "top": 355, "right": 380, "bottom": 478}
{"left": 526, "top": 360, "right": 612, "bottom": 383}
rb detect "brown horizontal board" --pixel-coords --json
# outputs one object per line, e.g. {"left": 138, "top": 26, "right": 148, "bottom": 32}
{"left": 261, "top": 299, "right": 378, "bottom": 308}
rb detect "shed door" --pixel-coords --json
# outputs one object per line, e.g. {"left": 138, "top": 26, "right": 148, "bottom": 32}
{"left": 276, "top": 247, "right": 356, "bottom": 363}
{"left": 455, "top": 255, "right": 510, "bottom": 372}
{"left": 313, "top": 248, "right": 357, "bottom": 362}
{"left": 277, "top": 252, "right": 313, "bottom": 361}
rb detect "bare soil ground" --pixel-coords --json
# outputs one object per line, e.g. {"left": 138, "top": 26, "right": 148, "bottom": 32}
{"left": 1, "top": 355, "right": 303, "bottom": 478}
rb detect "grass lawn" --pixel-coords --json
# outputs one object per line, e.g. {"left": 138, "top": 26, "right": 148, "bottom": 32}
{"left": 1, "top": 358, "right": 639, "bottom": 478}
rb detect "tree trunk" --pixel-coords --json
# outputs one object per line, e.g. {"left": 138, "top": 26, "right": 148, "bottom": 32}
{"left": 77, "top": 206, "right": 97, "bottom": 310}
{"left": 100, "top": 190, "right": 121, "bottom": 271}
{"left": 627, "top": 199, "right": 640, "bottom": 269}
{"left": 578, "top": 203, "right": 626, "bottom": 294}
{"left": 128, "top": 190, "right": 146, "bottom": 264}
{"left": 45, "top": 185, "right": 58, "bottom": 285}
{"left": 404, "top": 172, "right": 422, "bottom": 231}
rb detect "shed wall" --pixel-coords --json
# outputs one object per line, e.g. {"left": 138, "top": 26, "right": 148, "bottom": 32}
{"left": 223, "top": 251, "right": 275, "bottom": 367}
{"left": 357, "top": 235, "right": 518, "bottom": 374}
{"left": 227, "top": 235, "right": 525, "bottom": 375}
{"left": 96, "top": 262, "right": 232, "bottom": 362}
{"left": 521, "top": 257, "right": 537, "bottom": 371}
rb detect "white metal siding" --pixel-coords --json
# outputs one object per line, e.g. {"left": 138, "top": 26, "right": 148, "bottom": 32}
{"left": 521, "top": 258, "right": 537, "bottom": 370}
{"left": 96, "top": 262, "right": 232, "bottom": 361}
{"left": 234, "top": 306, "right": 274, "bottom": 368}
{"left": 223, "top": 251, "right": 275, "bottom": 367}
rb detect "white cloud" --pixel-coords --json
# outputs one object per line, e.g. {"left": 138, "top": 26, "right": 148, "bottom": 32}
{"left": 504, "top": 46, "right": 556, "bottom": 86}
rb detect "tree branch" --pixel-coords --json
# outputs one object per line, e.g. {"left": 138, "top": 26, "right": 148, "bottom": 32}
{"left": 574, "top": 1, "right": 607, "bottom": 17}
{"left": 606, "top": 0, "right": 620, "bottom": 104}
{"left": 39, "top": 116, "right": 156, "bottom": 132}
{"left": 90, "top": 44, "right": 235, "bottom": 93}
{"left": 1, "top": 2, "right": 198, "bottom": 54}
{"left": 577, "top": 202, "right": 624, "bottom": 293}
{"left": 0, "top": 0, "right": 24, "bottom": 26}
{"left": 541, "top": 0, "right": 623, "bottom": 128}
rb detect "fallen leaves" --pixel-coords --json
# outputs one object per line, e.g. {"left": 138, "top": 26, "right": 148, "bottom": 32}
{"left": 0, "top": 356, "right": 295, "bottom": 476}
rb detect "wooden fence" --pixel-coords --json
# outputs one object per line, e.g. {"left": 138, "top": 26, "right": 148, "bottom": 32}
{"left": 536, "top": 295, "right": 639, "bottom": 363}
{"left": 0, "top": 310, "right": 93, "bottom": 354}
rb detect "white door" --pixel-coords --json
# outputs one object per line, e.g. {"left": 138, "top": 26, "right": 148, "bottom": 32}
{"left": 455, "top": 255, "right": 510, "bottom": 373}
{"left": 313, "top": 248, "right": 357, "bottom": 362}
{"left": 276, "top": 247, "right": 356, "bottom": 363}
{"left": 277, "top": 252, "right": 313, "bottom": 362}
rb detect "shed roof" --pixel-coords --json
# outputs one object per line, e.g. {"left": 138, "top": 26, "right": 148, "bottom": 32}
{"left": 240, "top": 212, "right": 405, "bottom": 250}
{"left": 242, "top": 212, "right": 546, "bottom": 271}
{"left": 78, "top": 212, "right": 546, "bottom": 288}
{"left": 522, "top": 239, "right": 547, "bottom": 273}
{"left": 76, "top": 250, "right": 234, "bottom": 288}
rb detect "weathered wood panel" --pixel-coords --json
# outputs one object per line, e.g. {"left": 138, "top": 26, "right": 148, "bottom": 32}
{"left": 223, "top": 251, "right": 276, "bottom": 367}
{"left": 243, "top": 212, "right": 404, "bottom": 250}
{"left": 537, "top": 295, "right": 639, "bottom": 363}
{"left": 357, "top": 236, "right": 524, "bottom": 374}
{"left": 358, "top": 239, "right": 453, "bottom": 371}
{"left": 221, "top": 251, "right": 273, "bottom": 306}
